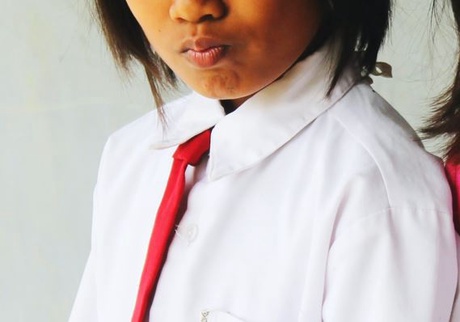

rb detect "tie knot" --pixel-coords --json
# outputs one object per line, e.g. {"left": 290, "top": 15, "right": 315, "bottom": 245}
{"left": 173, "top": 129, "right": 212, "bottom": 166}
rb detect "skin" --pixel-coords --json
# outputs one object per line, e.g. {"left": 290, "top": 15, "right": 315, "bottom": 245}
{"left": 126, "top": 0, "right": 321, "bottom": 109}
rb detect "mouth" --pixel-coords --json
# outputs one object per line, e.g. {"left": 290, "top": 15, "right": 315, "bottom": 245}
{"left": 181, "top": 38, "right": 229, "bottom": 68}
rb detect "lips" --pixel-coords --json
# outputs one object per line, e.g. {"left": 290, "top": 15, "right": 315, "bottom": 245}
{"left": 181, "top": 38, "right": 228, "bottom": 68}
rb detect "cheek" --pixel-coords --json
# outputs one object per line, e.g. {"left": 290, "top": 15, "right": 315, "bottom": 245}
{"left": 236, "top": 2, "right": 318, "bottom": 52}
{"left": 125, "top": 1, "right": 169, "bottom": 41}
{"left": 125, "top": 0, "right": 147, "bottom": 24}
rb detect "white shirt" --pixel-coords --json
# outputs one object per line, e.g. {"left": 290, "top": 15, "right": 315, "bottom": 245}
{"left": 69, "top": 47, "right": 458, "bottom": 322}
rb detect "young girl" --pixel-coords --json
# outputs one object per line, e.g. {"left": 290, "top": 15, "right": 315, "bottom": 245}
{"left": 70, "top": 0, "right": 458, "bottom": 321}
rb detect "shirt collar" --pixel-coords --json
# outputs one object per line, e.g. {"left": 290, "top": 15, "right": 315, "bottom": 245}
{"left": 150, "top": 45, "right": 359, "bottom": 180}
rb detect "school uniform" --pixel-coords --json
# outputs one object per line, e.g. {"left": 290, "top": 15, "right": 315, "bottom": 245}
{"left": 69, "top": 47, "right": 458, "bottom": 322}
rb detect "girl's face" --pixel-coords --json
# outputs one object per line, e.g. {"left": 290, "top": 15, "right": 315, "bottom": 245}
{"left": 126, "top": 0, "right": 321, "bottom": 108}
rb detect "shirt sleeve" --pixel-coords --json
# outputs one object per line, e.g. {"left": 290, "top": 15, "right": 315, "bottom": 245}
{"left": 449, "top": 234, "right": 460, "bottom": 322}
{"left": 322, "top": 207, "right": 458, "bottom": 322}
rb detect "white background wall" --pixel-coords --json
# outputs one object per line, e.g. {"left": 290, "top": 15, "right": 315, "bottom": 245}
{"left": 0, "top": 0, "right": 457, "bottom": 321}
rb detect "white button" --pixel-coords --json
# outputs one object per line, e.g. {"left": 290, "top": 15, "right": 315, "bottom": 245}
{"left": 185, "top": 224, "right": 198, "bottom": 242}
{"left": 176, "top": 223, "right": 199, "bottom": 245}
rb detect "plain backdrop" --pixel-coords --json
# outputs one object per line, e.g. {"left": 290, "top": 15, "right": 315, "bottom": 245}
{"left": 0, "top": 0, "right": 457, "bottom": 321}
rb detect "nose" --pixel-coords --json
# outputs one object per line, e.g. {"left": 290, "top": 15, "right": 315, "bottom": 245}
{"left": 169, "top": 0, "right": 226, "bottom": 23}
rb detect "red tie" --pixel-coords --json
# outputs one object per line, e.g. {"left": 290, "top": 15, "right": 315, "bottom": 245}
{"left": 132, "top": 130, "right": 212, "bottom": 322}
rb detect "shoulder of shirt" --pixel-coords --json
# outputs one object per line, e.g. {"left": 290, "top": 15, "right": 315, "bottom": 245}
{"left": 94, "top": 94, "right": 194, "bottom": 180}
{"left": 325, "top": 82, "right": 450, "bottom": 211}
{"left": 104, "top": 93, "right": 194, "bottom": 148}
{"left": 327, "top": 83, "right": 418, "bottom": 147}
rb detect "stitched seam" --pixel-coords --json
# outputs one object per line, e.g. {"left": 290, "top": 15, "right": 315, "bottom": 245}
{"left": 328, "top": 110, "right": 392, "bottom": 207}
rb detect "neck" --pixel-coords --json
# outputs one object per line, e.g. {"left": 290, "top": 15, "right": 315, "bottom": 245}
{"left": 221, "top": 96, "right": 250, "bottom": 114}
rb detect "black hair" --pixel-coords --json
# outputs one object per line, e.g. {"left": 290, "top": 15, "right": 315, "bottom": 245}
{"left": 94, "top": 0, "right": 392, "bottom": 109}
